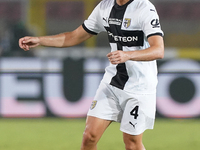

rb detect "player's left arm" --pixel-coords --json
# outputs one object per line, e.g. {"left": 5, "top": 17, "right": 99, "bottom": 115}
{"left": 107, "top": 35, "right": 164, "bottom": 65}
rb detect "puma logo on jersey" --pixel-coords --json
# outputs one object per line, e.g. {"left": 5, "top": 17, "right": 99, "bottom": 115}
{"left": 129, "top": 121, "right": 137, "bottom": 128}
{"left": 103, "top": 17, "right": 107, "bottom": 23}
{"left": 150, "top": 9, "right": 155, "bottom": 12}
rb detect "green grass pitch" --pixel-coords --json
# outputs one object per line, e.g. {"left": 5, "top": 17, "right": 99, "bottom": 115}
{"left": 0, "top": 118, "right": 199, "bottom": 150}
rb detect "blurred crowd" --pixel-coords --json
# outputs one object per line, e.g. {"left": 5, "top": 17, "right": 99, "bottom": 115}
{"left": 0, "top": 0, "right": 200, "bottom": 57}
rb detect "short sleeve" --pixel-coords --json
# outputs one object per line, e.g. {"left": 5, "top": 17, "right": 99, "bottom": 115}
{"left": 82, "top": 2, "right": 106, "bottom": 35}
{"left": 139, "top": 5, "right": 164, "bottom": 38}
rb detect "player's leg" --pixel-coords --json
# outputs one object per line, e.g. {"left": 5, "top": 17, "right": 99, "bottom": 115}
{"left": 81, "top": 82, "right": 122, "bottom": 149}
{"left": 123, "top": 132, "right": 146, "bottom": 150}
{"left": 119, "top": 93, "right": 156, "bottom": 150}
{"left": 81, "top": 116, "right": 112, "bottom": 150}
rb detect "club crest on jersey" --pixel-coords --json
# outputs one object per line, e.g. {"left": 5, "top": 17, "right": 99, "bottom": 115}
{"left": 124, "top": 18, "right": 131, "bottom": 28}
{"left": 90, "top": 100, "right": 97, "bottom": 110}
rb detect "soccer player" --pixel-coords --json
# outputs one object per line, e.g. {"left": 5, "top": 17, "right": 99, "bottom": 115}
{"left": 19, "top": 0, "right": 164, "bottom": 149}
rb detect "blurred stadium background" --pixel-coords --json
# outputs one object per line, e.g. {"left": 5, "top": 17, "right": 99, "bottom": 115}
{"left": 0, "top": 0, "right": 200, "bottom": 149}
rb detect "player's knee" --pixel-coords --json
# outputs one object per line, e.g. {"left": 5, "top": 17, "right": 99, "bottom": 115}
{"left": 123, "top": 132, "right": 144, "bottom": 150}
{"left": 124, "top": 142, "right": 136, "bottom": 150}
{"left": 124, "top": 138, "right": 144, "bottom": 150}
{"left": 82, "top": 130, "right": 98, "bottom": 146}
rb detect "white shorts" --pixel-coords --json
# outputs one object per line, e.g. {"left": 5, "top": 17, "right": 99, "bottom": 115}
{"left": 87, "top": 82, "right": 156, "bottom": 135}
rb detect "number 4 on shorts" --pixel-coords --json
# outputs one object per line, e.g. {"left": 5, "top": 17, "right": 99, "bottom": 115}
{"left": 130, "top": 106, "right": 139, "bottom": 119}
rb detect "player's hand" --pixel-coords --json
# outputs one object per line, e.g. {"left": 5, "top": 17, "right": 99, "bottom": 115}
{"left": 107, "top": 51, "right": 130, "bottom": 65}
{"left": 19, "top": 36, "right": 40, "bottom": 51}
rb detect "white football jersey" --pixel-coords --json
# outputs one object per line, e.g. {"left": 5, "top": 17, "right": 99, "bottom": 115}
{"left": 83, "top": 0, "right": 164, "bottom": 94}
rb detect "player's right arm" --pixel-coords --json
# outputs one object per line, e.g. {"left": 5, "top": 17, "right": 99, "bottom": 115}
{"left": 19, "top": 25, "right": 93, "bottom": 51}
